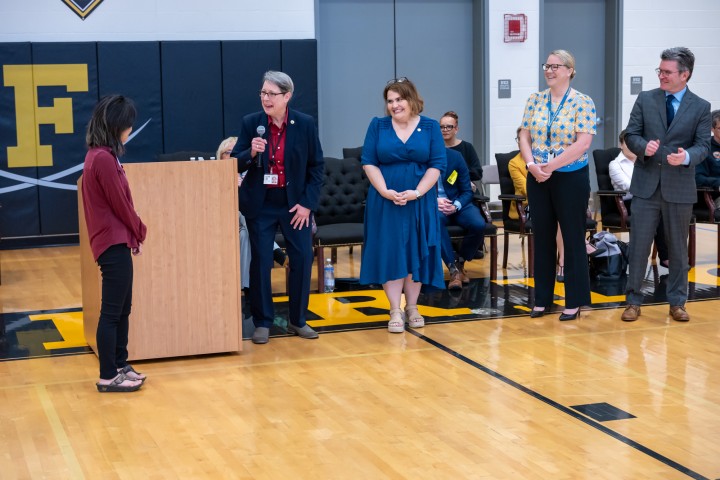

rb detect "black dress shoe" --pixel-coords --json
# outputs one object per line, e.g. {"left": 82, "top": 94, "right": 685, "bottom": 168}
{"left": 559, "top": 309, "right": 580, "bottom": 321}
{"left": 530, "top": 308, "right": 545, "bottom": 318}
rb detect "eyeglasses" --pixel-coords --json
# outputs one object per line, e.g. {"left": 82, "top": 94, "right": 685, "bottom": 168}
{"left": 541, "top": 64, "right": 567, "bottom": 72}
{"left": 439, "top": 125, "right": 456, "bottom": 131}
{"left": 655, "top": 68, "right": 679, "bottom": 77}
{"left": 259, "top": 90, "right": 285, "bottom": 99}
{"left": 386, "top": 77, "right": 408, "bottom": 85}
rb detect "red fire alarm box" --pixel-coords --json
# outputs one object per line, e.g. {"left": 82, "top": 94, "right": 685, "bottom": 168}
{"left": 504, "top": 14, "right": 527, "bottom": 43}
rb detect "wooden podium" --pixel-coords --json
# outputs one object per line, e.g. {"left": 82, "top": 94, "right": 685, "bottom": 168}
{"left": 78, "top": 159, "right": 243, "bottom": 360}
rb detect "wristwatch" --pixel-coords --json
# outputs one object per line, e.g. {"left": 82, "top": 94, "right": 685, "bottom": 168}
{"left": 415, "top": 189, "right": 422, "bottom": 199}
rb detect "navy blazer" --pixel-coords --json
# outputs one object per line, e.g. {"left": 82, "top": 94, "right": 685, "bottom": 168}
{"left": 441, "top": 148, "right": 474, "bottom": 209}
{"left": 231, "top": 109, "right": 324, "bottom": 219}
{"left": 625, "top": 87, "right": 711, "bottom": 204}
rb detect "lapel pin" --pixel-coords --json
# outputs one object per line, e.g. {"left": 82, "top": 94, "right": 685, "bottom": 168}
{"left": 290, "top": 120, "right": 295, "bottom": 125}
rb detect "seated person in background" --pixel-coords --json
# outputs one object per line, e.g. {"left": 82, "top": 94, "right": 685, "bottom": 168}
{"left": 695, "top": 109, "right": 720, "bottom": 220}
{"left": 217, "top": 137, "right": 287, "bottom": 292}
{"left": 609, "top": 130, "right": 669, "bottom": 267}
{"left": 440, "top": 110, "right": 483, "bottom": 190}
{"left": 438, "top": 148, "right": 486, "bottom": 290}
{"left": 507, "top": 127, "right": 527, "bottom": 220}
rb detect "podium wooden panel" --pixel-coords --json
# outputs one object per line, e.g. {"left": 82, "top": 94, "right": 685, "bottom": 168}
{"left": 78, "top": 159, "right": 242, "bottom": 360}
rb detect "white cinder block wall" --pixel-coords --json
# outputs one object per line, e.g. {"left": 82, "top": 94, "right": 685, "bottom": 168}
{"left": 0, "top": 0, "right": 316, "bottom": 42}
{"left": 487, "top": 0, "right": 540, "bottom": 202}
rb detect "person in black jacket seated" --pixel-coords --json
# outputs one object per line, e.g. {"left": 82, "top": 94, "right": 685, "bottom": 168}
{"left": 695, "top": 109, "right": 720, "bottom": 221}
{"left": 438, "top": 148, "right": 486, "bottom": 290}
{"left": 230, "top": 71, "right": 324, "bottom": 345}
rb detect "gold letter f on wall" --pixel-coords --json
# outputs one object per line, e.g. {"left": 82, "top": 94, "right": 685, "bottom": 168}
{"left": 3, "top": 64, "right": 89, "bottom": 168}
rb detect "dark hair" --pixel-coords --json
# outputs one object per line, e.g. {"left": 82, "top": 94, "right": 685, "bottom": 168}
{"left": 712, "top": 110, "right": 720, "bottom": 129}
{"left": 86, "top": 95, "right": 136, "bottom": 157}
{"left": 442, "top": 111, "right": 459, "bottom": 124}
{"left": 618, "top": 129, "right": 628, "bottom": 145}
{"left": 384, "top": 78, "right": 424, "bottom": 115}
{"left": 661, "top": 47, "right": 695, "bottom": 81}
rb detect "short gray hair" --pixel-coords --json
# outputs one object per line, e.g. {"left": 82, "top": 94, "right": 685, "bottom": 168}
{"left": 661, "top": 47, "right": 695, "bottom": 81}
{"left": 263, "top": 71, "right": 294, "bottom": 94}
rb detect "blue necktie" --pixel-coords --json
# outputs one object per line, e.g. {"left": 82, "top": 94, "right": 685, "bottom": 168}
{"left": 666, "top": 94, "right": 675, "bottom": 127}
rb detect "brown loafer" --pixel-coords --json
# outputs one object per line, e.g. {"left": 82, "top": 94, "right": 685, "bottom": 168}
{"left": 621, "top": 305, "right": 641, "bottom": 322}
{"left": 669, "top": 305, "right": 690, "bottom": 322}
{"left": 448, "top": 271, "right": 463, "bottom": 290}
{"left": 458, "top": 266, "right": 470, "bottom": 284}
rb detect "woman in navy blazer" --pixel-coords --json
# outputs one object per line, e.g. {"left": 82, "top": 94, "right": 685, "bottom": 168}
{"left": 231, "top": 71, "right": 324, "bottom": 344}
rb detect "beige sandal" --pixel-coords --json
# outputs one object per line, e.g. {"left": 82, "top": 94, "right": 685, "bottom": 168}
{"left": 404, "top": 305, "right": 425, "bottom": 328}
{"left": 388, "top": 308, "right": 405, "bottom": 333}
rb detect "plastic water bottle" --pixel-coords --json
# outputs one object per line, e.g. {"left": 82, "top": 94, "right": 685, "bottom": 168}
{"left": 324, "top": 258, "right": 335, "bottom": 293}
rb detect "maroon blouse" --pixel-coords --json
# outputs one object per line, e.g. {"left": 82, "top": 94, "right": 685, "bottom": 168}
{"left": 81, "top": 146, "right": 147, "bottom": 261}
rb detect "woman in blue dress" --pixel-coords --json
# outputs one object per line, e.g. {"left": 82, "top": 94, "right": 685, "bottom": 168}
{"left": 359, "top": 77, "right": 446, "bottom": 333}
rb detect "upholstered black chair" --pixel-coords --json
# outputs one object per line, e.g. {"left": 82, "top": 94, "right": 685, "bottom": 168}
{"left": 593, "top": 147, "right": 696, "bottom": 267}
{"left": 495, "top": 150, "right": 534, "bottom": 275}
{"left": 593, "top": 147, "right": 629, "bottom": 231}
{"left": 312, "top": 156, "right": 369, "bottom": 292}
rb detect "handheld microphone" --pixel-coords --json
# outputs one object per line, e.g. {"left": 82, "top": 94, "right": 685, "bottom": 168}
{"left": 256, "top": 125, "right": 266, "bottom": 168}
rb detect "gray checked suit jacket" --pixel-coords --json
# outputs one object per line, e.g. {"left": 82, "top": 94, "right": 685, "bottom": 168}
{"left": 625, "top": 87, "right": 711, "bottom": 204}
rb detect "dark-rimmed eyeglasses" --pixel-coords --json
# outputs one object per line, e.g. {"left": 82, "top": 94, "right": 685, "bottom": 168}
{"left": 439, "top": 125, "right": 456, "bottom": 131}
{"left": 386, "top": 77, "right": 408, "bottom": 85}
{"left": 541, "top": 64, "right": 567, "bottom": 72}
{"left": 259, "top": 90, "right": 285, "bottom": 99}
{"left": 655, "top": 68, "right": 679, "bottom": 77}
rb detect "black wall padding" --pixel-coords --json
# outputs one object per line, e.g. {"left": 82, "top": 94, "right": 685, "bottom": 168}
{"left": 161, "top": 41, "right": 223, "bottom": 153}
{"left": 221, "top": 40, "right": 282, "bottom": 139}
{"left": 33, "top": 42, "right": 98, "bottom": 236}
{"left": 98, "top": 42, "right": 164, "bottom": 165}
{"left": 0, "top": 42, "right": 39, "bottom": 237}
{"left": 0, "top": 39, "right": 318, "bottom": 244}
{"left": 281, "top": 40, "right": 318, "bottom": 125}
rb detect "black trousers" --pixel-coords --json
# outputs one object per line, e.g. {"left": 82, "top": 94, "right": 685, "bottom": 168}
{"left": 527, "top": 166, "right": 591, "bottom": 309}
{"left": 246, "top": 188, "right": 313, "bottom": 329}
{"left": 97, "top": 244, "right": 133, "bottom": 380}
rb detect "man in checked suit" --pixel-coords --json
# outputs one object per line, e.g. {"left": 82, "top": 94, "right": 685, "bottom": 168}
{"left": 231, "top": 71, "right": 324, "bottom": 344}
{"left": 621, "top": 47, "right": 711, "bottom": 323}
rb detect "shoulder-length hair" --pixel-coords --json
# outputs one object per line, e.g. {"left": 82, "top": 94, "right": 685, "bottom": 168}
{"left": 85, "top": 95, "right": 137, "bottom": 157}
{"left": 384, "top": 78, "right": 424, "bottom": 116}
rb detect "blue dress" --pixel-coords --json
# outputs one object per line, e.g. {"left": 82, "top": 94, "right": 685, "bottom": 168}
{"left": 359, "top": 116, "right": 447, "bottom": 289}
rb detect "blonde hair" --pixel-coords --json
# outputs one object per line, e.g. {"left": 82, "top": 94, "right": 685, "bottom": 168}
{"left": 550, "top": 49, "right": 576, "bottom": 79}
{"left": 216, "top": 136, "right": 237, "bottom": 160}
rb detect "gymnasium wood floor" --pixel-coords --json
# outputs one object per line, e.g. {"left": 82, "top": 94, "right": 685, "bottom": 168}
{"left": 1, "top": 224, "right": 719, "bottom": 479}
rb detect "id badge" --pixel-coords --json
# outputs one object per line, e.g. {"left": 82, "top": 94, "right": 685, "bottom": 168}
{"left": 263, "top": 174, "right": 278, "bottom": 185}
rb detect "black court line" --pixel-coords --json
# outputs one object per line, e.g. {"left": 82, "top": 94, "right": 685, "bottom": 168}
{"left": 407, "top": 329, "right": 712, "bottom": 480}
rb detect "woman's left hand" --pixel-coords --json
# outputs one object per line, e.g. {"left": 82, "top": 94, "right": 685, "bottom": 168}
{"left": 396, "top": 189, "right": 422, "bottom": 205}
{"left": 289, "top": 204, "right": 311, "bottom": 229}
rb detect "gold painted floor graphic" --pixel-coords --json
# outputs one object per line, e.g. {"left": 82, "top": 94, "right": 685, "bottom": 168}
{"left": 2, "top": 263, "right": 719, "bottom": 361}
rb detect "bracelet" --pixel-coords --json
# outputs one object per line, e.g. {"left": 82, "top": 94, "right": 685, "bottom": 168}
{"left": 415, "top": 189, "right": 422, "bottom": 199}
{"left": 526, "top": 163, "right": 534, "bottom": 170}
